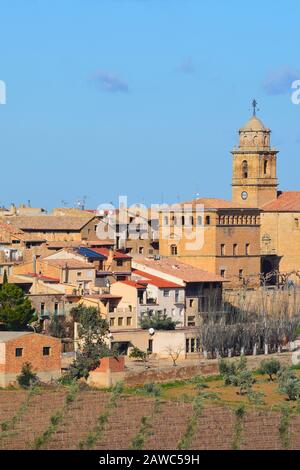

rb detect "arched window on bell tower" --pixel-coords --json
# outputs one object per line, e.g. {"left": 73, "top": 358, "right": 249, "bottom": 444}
{"left": 263, "top": 160, "right": 268, "bottom": 175}
{"left": 242, "top": 160, "right": 248, "bottom": 178}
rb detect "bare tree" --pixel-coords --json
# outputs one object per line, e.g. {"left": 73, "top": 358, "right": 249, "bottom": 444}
{"left": 165, "top": 345, "right": 184, "bottom": 366}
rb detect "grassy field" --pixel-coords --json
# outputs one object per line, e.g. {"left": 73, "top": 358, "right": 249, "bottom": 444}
{"left": 126, "top": 365, "right": 300, "bottom": 412}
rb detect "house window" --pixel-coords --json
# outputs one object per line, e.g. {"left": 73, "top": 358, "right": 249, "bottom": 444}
{"left": 205, "top": 215, "right": 210, "bottom": 225}
{"left": 190, "top": 338, "right": 195, "bottom": 353}
{"left": 186, "top": 338, "right": 190, "bottom": 353}
{"left": 170, "top": 244, "right": 177, "bottom": 255}
{"left": 175, "top": 290, "right": 179, "bottom": 303}
{"left": 110, "top": 318, "right": 115, "bottom": 327}
{"left": 220, "top": 269, "right": 226, "bottom": 277}
{"left": 43, "top": 346, "right": 51, "bottom": 356}
{"left": 189, "top": 299, "right": 194, "bottom": 308}
{"left": 77, "top": 272, "right": 82, "bottom": 277}
{"left": 138, "top": 247, "right": 144, "bottom": 254}
{"left": 239, "top": 269, "right": 243, "bottom": 280}
{"left": 233, "top": 244, "right": 238, "bottom": 256}
{"left": 54, "top": 303, "right": 59, "bottom": 315}
{"left": 118, "top": 317, "right": 123, "bottom": 326}
{"left": 148, "top": 339, "right": 153, "bottom": 353}
{"left": 242, "top": 160, "right": 248, "bottom": 178}
{"left": 245, "top": 243, "right": 250, "bottom": 255}
{"left": 181, "top": 216, "right": 185, "bottom": 226}
{"left": 116, "top": 260, "right": 123, "bottom": 266}
{"left": 189, "top": 216, "right": 194, "bottom": 225}
{"left": 15, "top": 348, "right": 23, "bottom": 357}
{"left": 40, "top": 303, "right": 45, "bottom": 315}
{"left": 164, "top": 216, "right": 168, "bottom": 225}
{"left": 220, "top": 244, "right": 225, "bottom": 256}
{"left": 0, "top": 267, "right": 3, "bottom": 275}
{"left": 163, "top": 290, "right": 170, "bottom": 297}
{"left": 197, "top": 215, "right": 203, "bottom": 225}
{"left": 126, "top": 317, "right": 132, "bottom": 326}
{"left": 295, "top": 218, "right": 299, "bottom": 228}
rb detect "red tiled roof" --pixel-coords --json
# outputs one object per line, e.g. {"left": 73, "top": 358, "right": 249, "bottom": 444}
{"left": 120, "top": 279, "right": 147, "bottom": 289}
{"left": 86, "top": 247, "right": 109, "bottom": 258}
{"left": 132, "top": 269, "right": 183, "bottom": 288}
{"left": 262, "top": 191, "right": 300, "bottom": 212}
{"left": 113, "top": 251, "right": 132, "bottom": 260}
{"left": 88, "top": 247, "right": 131, "bottom": 260}
{"left": 25, "top": 273, "right": 60, "bottom": 282}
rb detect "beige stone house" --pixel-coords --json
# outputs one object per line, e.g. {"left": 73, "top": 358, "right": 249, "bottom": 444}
{"left": 132, "top": 257, "right": 224, "bottom": 327}
{"left": 8, "top": 215, "right": 99, "bottom": 243}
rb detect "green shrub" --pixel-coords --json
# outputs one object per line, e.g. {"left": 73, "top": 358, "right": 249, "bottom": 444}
{"left": 278, "top": 366, "right": 300, "bottom": 401}
{"left": 140, "top": 311, "right": 178, "bottom": 330}
{"left": 219, "top": 356, "right": 253, "bottom": 394}
{"left": 259, "top": 358, "right": 281, "bottom": 381}
{"left": 279, "top": 377, "right": 300, "bottom": 401}
{"left": 129, "top": 346, "right": 148, "bottom": 362}
{"left": 140, "top": 382, "right": 161, "bottom": 397}
{"left": 279, "top": 404, "right": 292, "bottom": 449}
{"left": 199, "top": 391, "right": 220, "bottom": 401}
{"left": 17, "top": 362, "right": 38, "bottom": 389}
{"left": 237, "top": 370, "right": 254, "bottom": 395}
{"left": 247, "top": 390, "right": 265, "bottom": 405}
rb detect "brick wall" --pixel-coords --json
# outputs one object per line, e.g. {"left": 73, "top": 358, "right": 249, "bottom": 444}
{"left": 3, "top": 333, "right": 61, "bottom": 374}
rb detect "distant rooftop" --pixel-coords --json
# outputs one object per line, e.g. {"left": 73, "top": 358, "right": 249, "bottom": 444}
{"left": 8, "top": 215, "right": 95, "bottom": 231}
{"left": 262, "top": 191, "right": 300, "bottom": 212}
{"left": 133, "top": 257, "right": 225, "bottom": 283}
{"left": 0, "top": 331, "right": 32, "bottom": 342}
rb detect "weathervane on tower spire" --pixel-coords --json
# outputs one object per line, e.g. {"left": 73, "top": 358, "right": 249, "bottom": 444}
{"left": 252, "top": 99, "right": 259, "bottom": 116}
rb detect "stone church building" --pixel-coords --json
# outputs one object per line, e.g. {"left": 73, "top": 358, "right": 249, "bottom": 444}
{"left": 159, "top": 108, "right": 300, "bottom": 287}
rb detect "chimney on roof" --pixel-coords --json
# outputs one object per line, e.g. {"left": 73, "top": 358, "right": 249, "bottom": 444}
{"left": 33, "top": 255, "right": 37, "bottom": 275}
{"left": 64, "top": 263, "right": 69, "bottom": 283}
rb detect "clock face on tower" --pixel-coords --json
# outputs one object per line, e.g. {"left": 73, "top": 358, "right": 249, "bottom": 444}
{"left": 241, "top": 191, "right": 248, "bottom": 200}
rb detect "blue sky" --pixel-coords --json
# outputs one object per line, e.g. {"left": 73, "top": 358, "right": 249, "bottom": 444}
{"left": 0, "top": 0, "right": 300, "bottom": 210}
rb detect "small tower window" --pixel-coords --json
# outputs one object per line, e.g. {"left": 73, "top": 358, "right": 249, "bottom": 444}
{"left": 242, "top": 160, "right": 248, "bottom": 178}
{"left": 205, "top": 215, "right": 210, "bottom": 225}
{"left": 170, "top": 244, "right": 178, "bottom": 255}
{"left": 263, "top": 160, "right": 268, "bottom": 175}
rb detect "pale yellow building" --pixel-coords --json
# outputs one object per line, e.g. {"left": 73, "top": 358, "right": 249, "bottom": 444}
{"left": 158, "top": 108, "right": 300, "bottom": 286}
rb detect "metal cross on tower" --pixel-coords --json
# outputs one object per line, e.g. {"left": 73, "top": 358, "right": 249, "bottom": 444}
{"left": 252, "top": 99, "right": 258, "bottom": 116}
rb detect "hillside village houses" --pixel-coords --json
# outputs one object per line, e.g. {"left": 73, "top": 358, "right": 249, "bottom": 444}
{"left": 1, "top": 107, "right": 300, "bottom": 361}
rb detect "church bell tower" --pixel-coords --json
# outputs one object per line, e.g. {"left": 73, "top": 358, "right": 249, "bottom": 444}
{"left": 231, "top": 101, "right": 278, "bottom": 208}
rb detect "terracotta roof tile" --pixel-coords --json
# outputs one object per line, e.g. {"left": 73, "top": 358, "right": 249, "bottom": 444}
{"left": 180, "top": 198, "right": 246, "bottom": 209}
{"left": 0, "top": 221, "right": 45, "bottom": 242}
{"left": 132, "top": 269, "right": 183, "bottom": 288}
{"left": 133, "top": 257, "right": 225, "bottom": 283}
{"left": 44, "top": 259, "right": 94, "bottom": 269}
{"left": 262, "top": 191, "right": 300, "bottom": 212}
{"left": 120, "top": 279, "right": 147, "bottom": 289}
{"left": 9, "top": 215, "right": 95, "bottom": 231}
